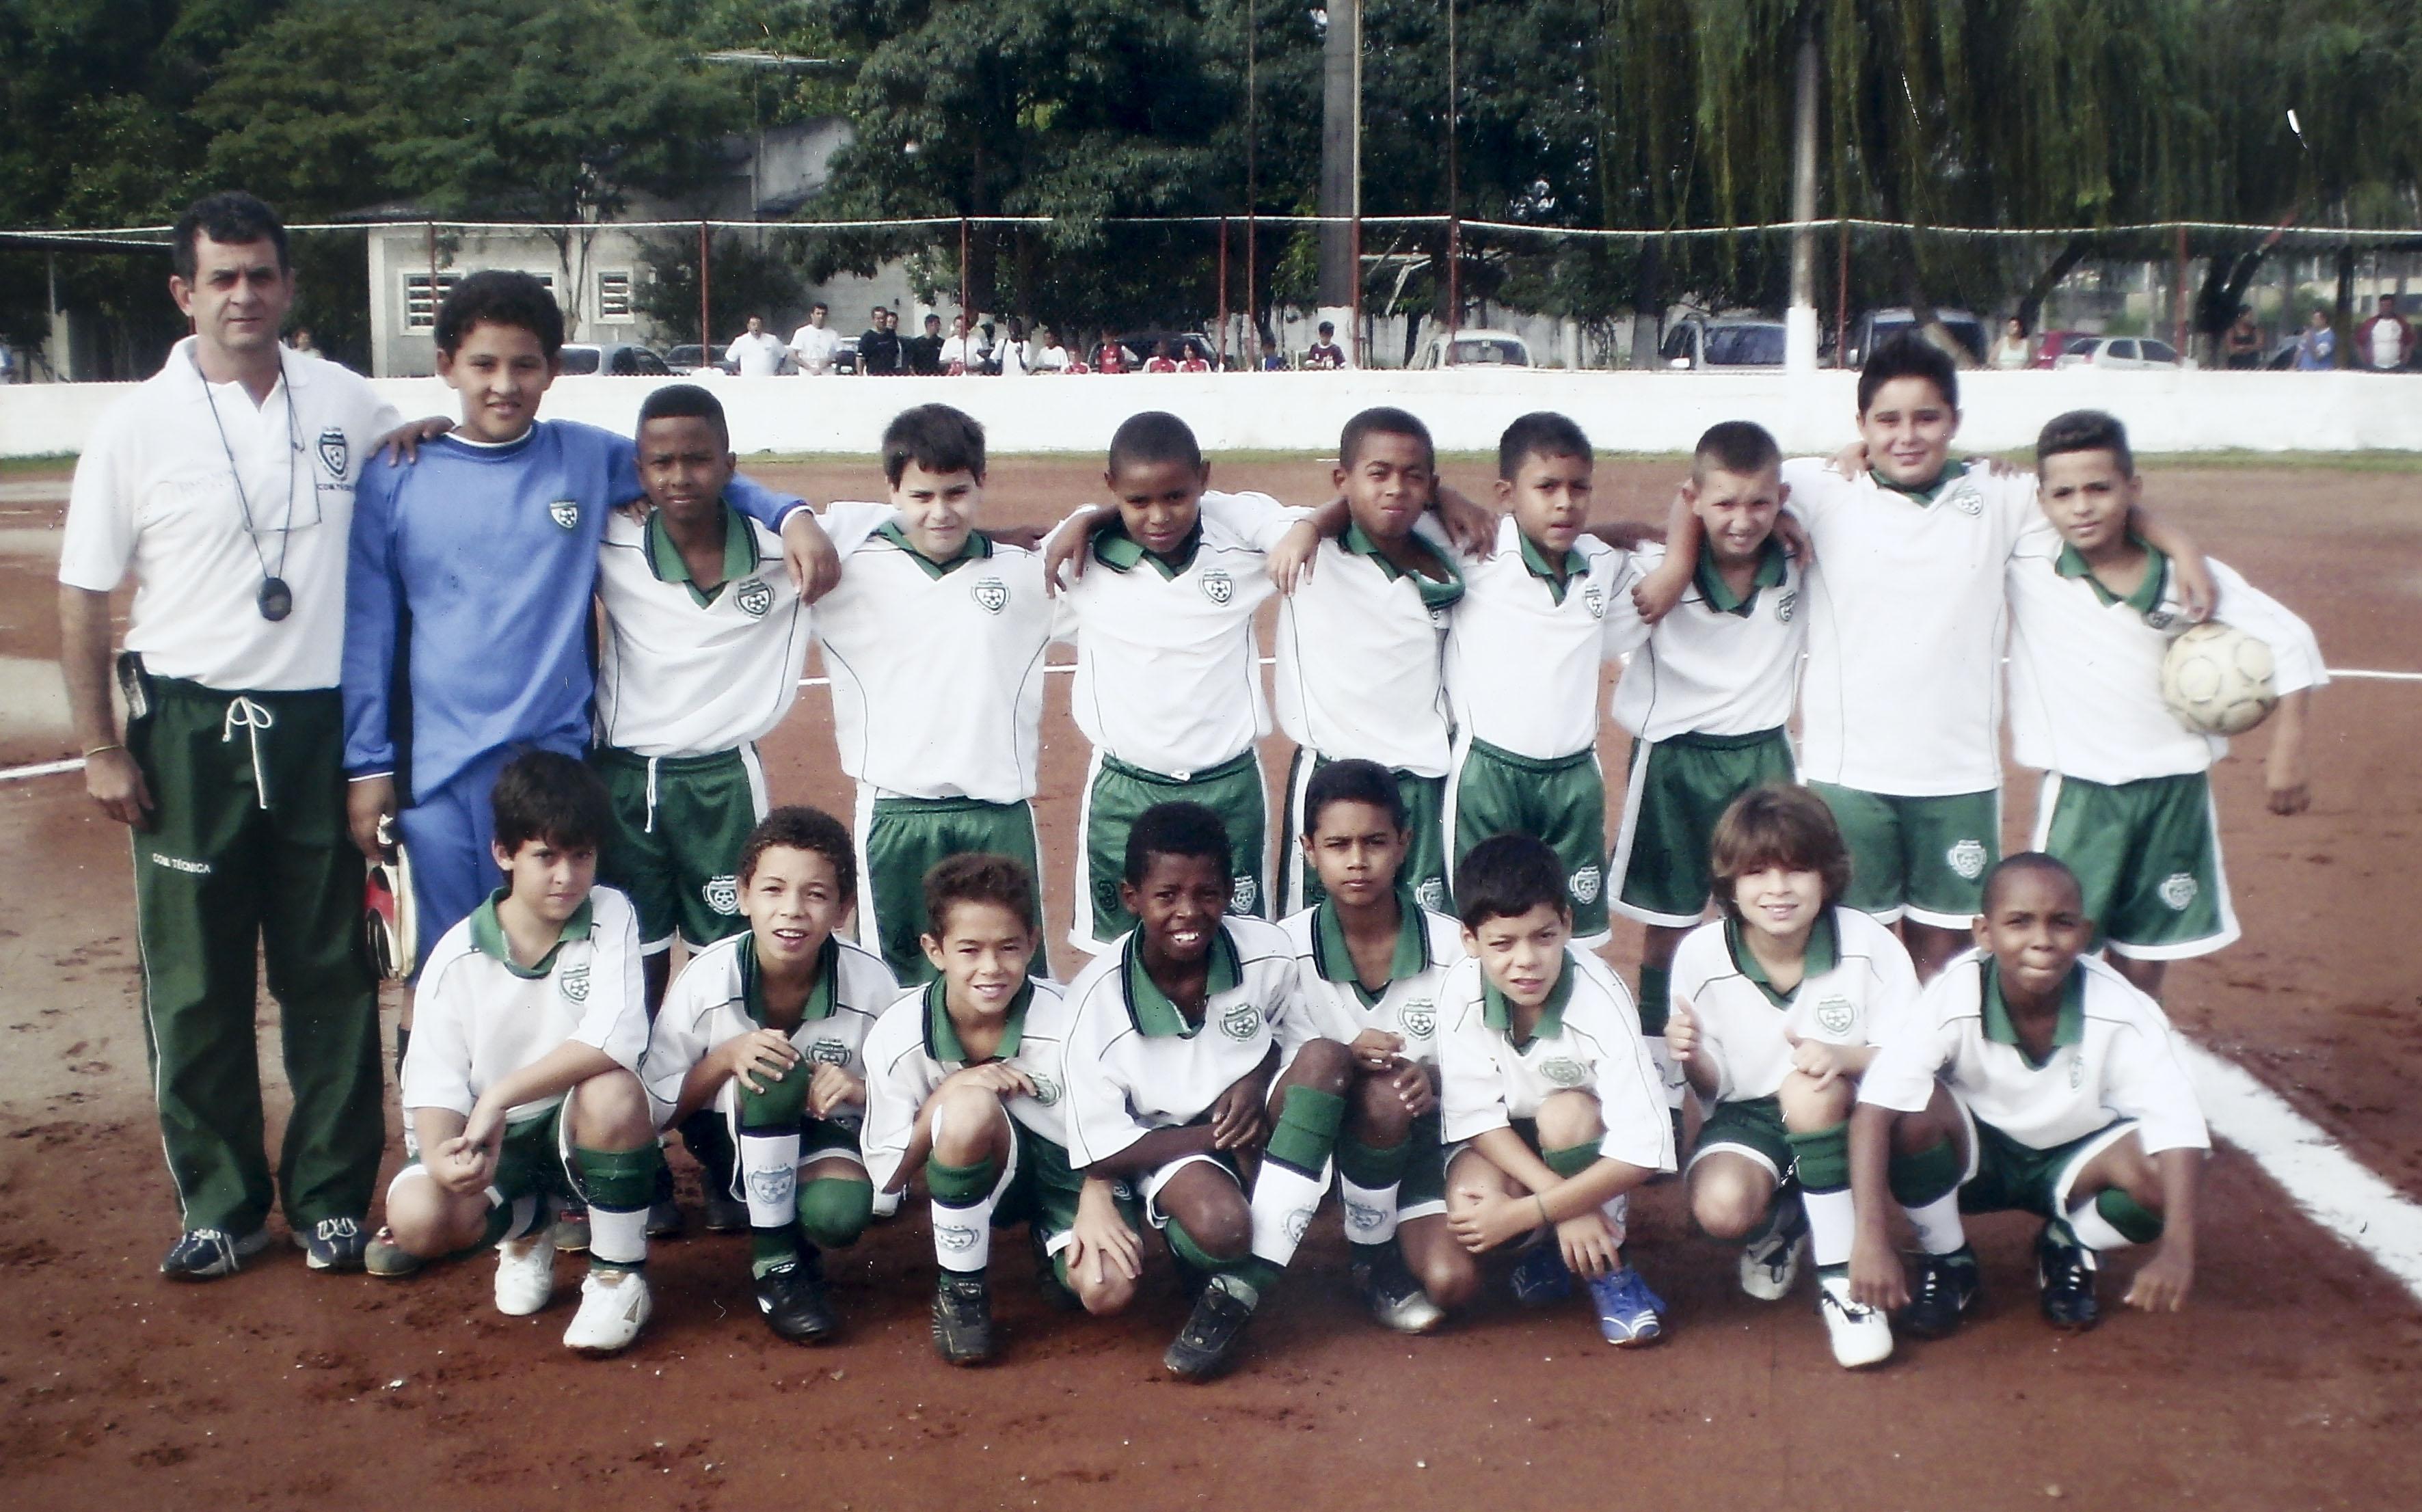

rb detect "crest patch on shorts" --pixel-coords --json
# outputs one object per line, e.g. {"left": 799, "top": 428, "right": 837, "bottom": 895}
{"left": 703, "top": 875, "right": 740, "bottom": 915}
{"left": 1228, "top": 875, "right": 1259, "bottom": 915}
{"left": 548, "top": 500, "right": 579, "bottom": 530}
{"left": 1414, "top": 876, "right": 1447, "bottom": 911}
{"left": 734, "top": 578, "right": 772, "bottom": 618}
{"left": 971, "top": 576, "right": 1009, "bottom": 614}
{"left": 1200, "top": 569, "right": 1235, "bottom": 605}
{"left": 2159, "top": 872, "right": 2198, "bottom": 910}
{"left": 1568, "top": 864, "right": 1603, "bottom": 906}
{"left": 1946, "top": 839, "right": 1989, "bottom": 881}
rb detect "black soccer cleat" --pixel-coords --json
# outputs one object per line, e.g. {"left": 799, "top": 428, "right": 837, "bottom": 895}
{"left": 931, "top": 1271, "right": 997, "bottom": 1366}
{"left": 2036, "top": 1228, "right": 2101, "bottom": 1331}
{"left": 1897, "top": 1245, "right": 1981, "bottom": 1340}
{"left": 755, "top": 1253, "right": 839, "bottom": 1343}
{"left": 1163, "top": 1275, "right": 1258, "bottom": 1381}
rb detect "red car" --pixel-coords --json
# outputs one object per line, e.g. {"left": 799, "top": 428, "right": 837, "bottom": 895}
{"left": 2032, "top": 330, "right": 2090, "bottom": 369}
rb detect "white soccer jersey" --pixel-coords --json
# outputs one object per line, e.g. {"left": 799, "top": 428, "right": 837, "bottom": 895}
{"left": 815, "top": 515, "right": 1053, "bottom": 802}
{"left": 1784, "top": 459, "right": 2039, "bottom": 796}
{"left": 1443, "top": 517, "right": 1650, "bottom": 761}
{"left": 2004, "top": 535, "right": 2326, "bottom": 785}
{"left": 403, "top": 885, "right": 647, "bottom": 1122}
{"left": 1273, "top": 516, "right": 1459, "bottom": 776}
{"left": 1053, "top": 491, "right": 1298, "bottom": 776}
{"left": 58, "top": 340, "right": 403, "bottom": 691}
{"left": 1860, "top": 950, "right": 2210, "bottom": 1157}
{"left": 641, "top": 930, "right": 899, "bottom": 1128}
{"left": 1279, "top": 895, "right": 1468, "bottom": 1064}
{"left": 1611, "top": 539, "right": 1807, "bottom": 740}
{"left": 1059, "top": 916, "right": 1311, "bottom": 1168}
{"left": 859, "top": 976, "right": 1077, "bottom": 1192}
{"left": 1437, "top": 949, "right": 1675, "bottom": 1172}
{"left": 1668, "top": 907, "right": 1920, "bottom": 1103}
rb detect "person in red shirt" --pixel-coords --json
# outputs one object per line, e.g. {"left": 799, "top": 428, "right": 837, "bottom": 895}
{"left": 1094, "top": 332, "right": 1131, "bottom": 373}
{"left": 1143, "top": 339, "right": 1179, "bottom": 374}
{"left": 2355, "top": 295, "right": 2414, "bottom": 372}
{"left": 1178, "top": 346, "right": 1213, "bottom": 374}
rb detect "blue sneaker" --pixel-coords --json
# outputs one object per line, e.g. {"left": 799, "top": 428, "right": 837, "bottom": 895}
{"left": 1587, "top": 1266, "right": 1667, "bottom": 1347}
{"left": 1508, "top": 1242, "right": 1572, "bottom": 1307}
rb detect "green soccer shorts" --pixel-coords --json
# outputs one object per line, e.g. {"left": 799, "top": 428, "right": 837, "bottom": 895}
{"left": 2034, "top": 771, "right": 2237, "bottom": 960}
{"left": 1394, "top": 1111, "right": 1451, "bottom": 1223}
{"left": 1809, "top": 781, "right": 2000, "bottom": 928}
{"left": 1610, "top": 727, "right": 1798, "bottom": 929}
{"left": 1073, "top": 747, "right": 1269, "bottom": 951}
{"left": 1281, "top": 746, "right": 1449, "bottom": 916}
{"left": 990, "top": 1122, "right": 1144, "bottom": 1284}
{"left": 388, "top": 1107, "right": 574, "bottom": 1215}
{"left": 591, "top": 744, "right": 768, "bottom": 954}
{"left": 1957, "top": 1107, "right": 2140, "bottom": 1220}
{"left": 1686, "top": 1094, "right": 1795, "bottom": 1183}
{"left": 1447, "top": 738, "right": 1611, "bottom": 941}
{"left": 852, "top": 787, "right": 1045, "bottom": 983}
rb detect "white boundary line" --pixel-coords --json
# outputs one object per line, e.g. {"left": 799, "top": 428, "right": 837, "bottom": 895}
{"left": 2179, "top": 1040, "right": 2422, "bottom": 1305}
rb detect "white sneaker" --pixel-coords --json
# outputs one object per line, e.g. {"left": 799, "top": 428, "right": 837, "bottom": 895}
{"left": 1816, "top": 1271, "right": 1894, "bottom": 1368}
{"left": 1740, "top": 1228, "right": 1807, "bottom": 1301}
{"left": 563, "top": 1268, "right": 652, "bottom": 1355}
{"left": 494, "top": 1232, "right": 557, "bottom": 1317}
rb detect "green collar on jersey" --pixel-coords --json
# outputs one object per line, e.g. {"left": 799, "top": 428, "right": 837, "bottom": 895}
{"left": 2055, "top": 535, "right": 2168, "bottom": 616}
{"left": 876, "top": 520, "right": 994, "bottom": 579}
{"left": 468, "top": 887, "right": 595, "bottom": 979}
{"left": 1516, "top": 528, "right": 1591, "bottom": 606}
{"left": 1725, "top": 908, "right": 1842, "bottom": 1010}
{"left": 1313, "top": 885, "right": 1433, "bottom": 1008}
{"left": 1341, "top": 519, "right": 1466, "bottom": 609}
{"left": 1122, "top": 923, "right": 1243, "bottom": 1038}
{"left": 921, "top": 975, "right": 1033, "bottom": 1064}
{"left": 1093, "top": 517, "right": 1203, "bottom": 579}
{"left": 1482, "top": 949, "right": 1578, "bottom": 1047}
{"left": 1980, "top": 960, "right": 2086, "bottom": 1068}
{"left": 1693, "top": 535, "right": 1790, "bottom": 617}
{"left": 646, "top": 502, "right": 757, "bottom": 607}
{"left": 742, "top": 932, "right": 840, "bottom": 1027}
{"left": 1870, "top": 457, "right": 1970, "bottom": 506}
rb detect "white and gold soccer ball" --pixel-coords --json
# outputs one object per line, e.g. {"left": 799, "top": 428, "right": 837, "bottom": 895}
{"left": 2159, "top": 621, "right": 2278, "bottom": 735}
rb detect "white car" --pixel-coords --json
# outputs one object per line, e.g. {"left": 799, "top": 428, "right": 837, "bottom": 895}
{"left": 1410, "top": 329, "right": 1533, "bottom": 369}
{"left": 2055, "top": 336, "right": 2188, "bottom": 370}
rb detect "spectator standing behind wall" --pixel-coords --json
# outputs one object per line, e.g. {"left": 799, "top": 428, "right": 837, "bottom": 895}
{"left": 788, "top": 303, "right": 840, "bottom": 374}
{"left": 1304, "top": 321, "right": 1347, "bottom": 368}
{"left": 858, "top": 308, "right": 903, "bottom": 375}
{"left": 1031, "top": 327, "right": 1071, "bottom": 374}
{"left": 939, "top": 314, "right": 978, "bottom": 375}
{"left": 1988, "top": 316, "right": 2034, "bottom": 370}
{"left": 904, "top": 314, "right": 945, "bottom": 376}
{"left": 2293, "top": 308, "right": 2338, "bottom": 371}
{"left": 2224, "top": 308, "right": 2264, "bottom": 370}
{"left": 2356, "top": 295, "right": 2412, "bottom": 372}
{"left": 1094, "top": 331, "right": 1131, "bottom": 373}
{"left": 727, "top": 315, "right": 788, "bottom": 377}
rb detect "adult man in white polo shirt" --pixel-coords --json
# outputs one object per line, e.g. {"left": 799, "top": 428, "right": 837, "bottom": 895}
{"left": 57, "top": 191, "right": 438, "bottom": 1280}
{"left": 788, "top": 302, "right": 841, "bottom": 375}
{"left": 726, "top": 314, "right": 787, "bottom": 377}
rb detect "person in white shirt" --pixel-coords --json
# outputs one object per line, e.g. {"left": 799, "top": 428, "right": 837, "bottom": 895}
{"left": 726, "top": 315, "right": 788, "bottom": 377}
{"left": 938, "top": 314, "right": 980, "bottom": 374}
{"left": 1030, "top": 327, "right": 1071, "bottom": 374}
{"left": 787, "top": 302, "right": 841, "bottom": 375}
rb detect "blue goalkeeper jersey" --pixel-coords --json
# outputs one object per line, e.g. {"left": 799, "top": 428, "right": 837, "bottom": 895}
{"left": 342, "top": 419, "right": 801, "bottom": 798}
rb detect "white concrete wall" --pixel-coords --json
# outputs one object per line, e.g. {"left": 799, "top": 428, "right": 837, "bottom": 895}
{"left": 8, "top": 368, "right": 2421, "bottom": 460}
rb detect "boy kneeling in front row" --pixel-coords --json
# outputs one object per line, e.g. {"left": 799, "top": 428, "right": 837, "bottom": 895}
{"left": 384, "top": 751, "right": 661, "bottom": 1353}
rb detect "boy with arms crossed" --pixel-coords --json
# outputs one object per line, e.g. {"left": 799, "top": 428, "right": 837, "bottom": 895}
{"left": 1665, "top": 785, "right": 1918, "bottom": 1368}
{"left": 2006, "top": 409, "right": 2324, "bottom": 1001}
{"left": 1060, "top": 803, "right": 1355, "bottom": 1379}
{"left": 382, "top": 753, "right": 660, "bottom": 1353}
{"left": 861, "top": 854, "right": 1138, "bottom": 1365}
{"left": 1849, "top": 854, "right": 2209, "bottom": 1342}
{"left": 1439, "top": 834, "right": 1675, "bottom": 1345}
{"left": 1280, "top": 759, "right": 1477, "bottom": 1333}
{"left": 644, "top": 808, "right": 896, "bottom": 1343}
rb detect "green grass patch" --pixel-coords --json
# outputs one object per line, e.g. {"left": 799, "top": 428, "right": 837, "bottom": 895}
{"left": 0, "top": 453, "right": 77, "bottom": 476}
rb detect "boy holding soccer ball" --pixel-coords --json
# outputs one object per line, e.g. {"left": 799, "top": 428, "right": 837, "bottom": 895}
{"left": 2004, "top": 409, "right": 2326, "bottom": 1000}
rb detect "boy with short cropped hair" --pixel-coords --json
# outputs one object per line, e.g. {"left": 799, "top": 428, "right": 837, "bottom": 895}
{"left": 381, "top": 751, "right": 659, "bottom": 1354}
{"left": 1060, "top": 802, "right": 1355, "bottom": 1379}
{"left": 861, "top": 854, "right": 1136, "bottom": 1364}
{"left": 811, "top": 403, "right": 1055, "bottom": 982}
{"left": 2006, "top": 409, "right": 2324, "bottom": 1001}
{"left": 1279, "top": 759, "right": 1476, "bottom": 1332}
{"left": 643, "top": 807, "right": 898, "bottom": 1343}
{"left": 1440, "top": 412, "right": 1650, "bottom": 945}
{"left": 1849, "top": 853, "right": 2209, "bottom": 1341}
{"left": 1665, "top": 784, "right": 1919, "bottom": 1368}
{"left": 1438, "top": 833, "right": 1674, "bottom": 1345}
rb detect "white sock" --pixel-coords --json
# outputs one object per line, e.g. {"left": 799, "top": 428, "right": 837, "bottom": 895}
{"left": 589, "top": 1204, "right": 647, "bottom": 1267}
{"left": 932, "top": 1189, "right": 999, "bottom": 1273}
{"left": 1248, "top": 1159, "right": 1329, "bottom": 1267}
{"left": 739, "top": 1129, "right": 801, "bottom": 1228}
{"left": 1903, "top": 1193, "right": 1967, "bottom": 1255}
{"left": 2064, "top": 1197, "right": 2135, "bottom": 1252}
{"left": 1339, "top": 1176, "right": 1399, "bottom": 1247}
{"left": 1801, "top": 1187, "right": 1857, "bottom": 1269}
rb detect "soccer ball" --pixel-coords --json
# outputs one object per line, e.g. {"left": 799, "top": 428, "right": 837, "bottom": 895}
{"left": 2159, "top": 621, "right": 2278, "bottom": 735}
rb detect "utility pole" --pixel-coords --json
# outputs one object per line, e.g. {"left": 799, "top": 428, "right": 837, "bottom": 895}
{"left": 1785, "top": 3, "right": 1822, "bottom": 373}
{"left": 1318, "top": 0, "right": 1359, "bottom": 356}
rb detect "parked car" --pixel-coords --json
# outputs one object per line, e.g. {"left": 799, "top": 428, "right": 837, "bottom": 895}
{"left": 558, "top": 342, "right": 674, "bottom": 377}
{"left": 2054, "top": 336, "right": 2187, "bottom": 370}
{"left": 2031, "top": 329, "right": 2091, "bottom": 368}
{"left": 1659, "top": 316, "right": 1787, "bottom": 370}
{"left": 665, "top": 343, "right": 737, "bottom": 376}
{"left": 1841, "top": 308, "right": 1989, "bottom": 368}
{"left": 1410, "top": 328, "right": 1533, "bottom": 370}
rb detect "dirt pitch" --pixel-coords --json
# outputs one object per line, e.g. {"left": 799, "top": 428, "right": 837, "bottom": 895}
{"left": 2, "top": 451, "right": 2419, "bottom": 1511}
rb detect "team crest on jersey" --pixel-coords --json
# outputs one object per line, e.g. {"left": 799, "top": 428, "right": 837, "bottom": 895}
{"left": 2144, "top": 608, "right": 2177, "bottom": 631}
{"left": 1228, "top": 875, "right": 1259, "bottom": 914}
{"left": 2159, "top": 873, "right": 2198, "bottom": 910}
{"left": 1401, "top": 1003, "right": 1437, "bottom": 1040}
{"left": 1775, "top": 590, "right": 1798, "bottom": 623}
{"left": 558, "top": 959, "right": 590, "bottom": 1003}
{"left": 1814, "top": 995, "right": 1856, "bottom": 1036}
{"left": 2069, "top": 1053, "right": 2087, "bottom": 1091}
{"left": 1219, "top": 1001, "right": 1261, "bottom": 1041}
{"left": 809, "top": 1038, "right": 852, "bottom": 1066}
{"left": 1568, "top": 864, "right": 1603, "bottom": 906}
{"left": 1414, "top": 877, "right": 1447, "bottom": 911}
{"left": 1946, "top": 839, "right": 1988, "bottom": 881}
{"left": 971, "top": 577, "right": 1010, "bottom": 614}
{"left": 316, "top": 427, "right": 349, "bottom": 480}
{"left": 734, "top": 578, "right": 772, "bottom": 619}
{"left": 1201, "top": 569, "right": 1235, "bottom": 605}
{"left": 747, "top": 1165, "right": 796, "bottom": 1205}
{"left": 1539, "top": 1056, "right": 1589, "bottom": 1088}
{"left": 1026, "top": 1070, "right": 1062, "bottom": 1107}
{"left": 1583, "top": 583, "right": 1606, "bottom": 619}
{"left": 703, "top": 875, "right": 740, "bottom": 915}
{"left": 1943, "top": 478, "right": 1984, "bottom": 517}
{"left": 548, "top": 499, "right": 579, "bottom": 530}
